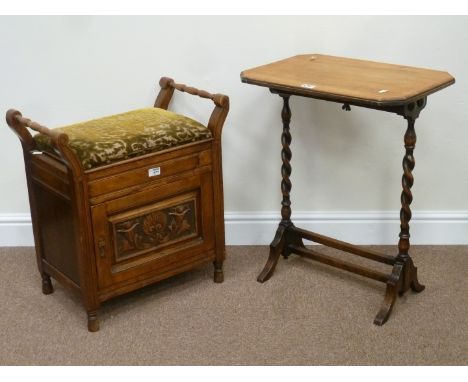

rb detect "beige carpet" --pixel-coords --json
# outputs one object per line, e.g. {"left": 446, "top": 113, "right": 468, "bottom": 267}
{"left": 0, "top": 245, "right": 467, "bottom": 365}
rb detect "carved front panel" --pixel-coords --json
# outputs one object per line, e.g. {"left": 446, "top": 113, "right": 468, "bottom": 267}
{"left": 110, "top": 195, "right": 198, "bottom": 261}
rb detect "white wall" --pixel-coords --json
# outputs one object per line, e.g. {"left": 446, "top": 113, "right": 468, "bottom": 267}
{"left": 1, "top": 16, "right": 467, "bottom": 245}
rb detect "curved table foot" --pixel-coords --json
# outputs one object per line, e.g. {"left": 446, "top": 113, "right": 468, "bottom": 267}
{"left": 411, "top": 278, "right": 425, "bottom": 293}
{"left": 374, "top": 263, "right": 403, "bottom": 326}
{"left": 409, "top": 262, "right": 425, "bottom": 293}
{"left": 257, "top": 224, "right": 287, "bottom": 283}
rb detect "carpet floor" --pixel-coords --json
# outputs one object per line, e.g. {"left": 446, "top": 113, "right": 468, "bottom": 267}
{"left": 0, "top": 245, "right": 467, "bottom": 365}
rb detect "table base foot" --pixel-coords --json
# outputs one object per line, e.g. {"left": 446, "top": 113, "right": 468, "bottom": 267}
{"left": 411, "top": 274, "right": 425, "bottom": 293}
{"left": 374, "top": 263, "right": 403, "bottom": 326}
{"left": 257, "top": 224, "right": 286, "bottom": 283}
{"left": 407, "top": 258, "right": 425, "bottom": 293}
{"left": 374, "top": 257, "right": 425, "bottom": 325}
{"left": 259, "top": 224, "right": 425, "bottom": 325}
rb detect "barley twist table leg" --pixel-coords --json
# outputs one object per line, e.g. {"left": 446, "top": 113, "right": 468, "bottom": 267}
{"left": 257, "top": 94, "right": 300, "bottom": 282}
{"left": 396, "top": 111, "right": 425, "bottom": 294}
{"left": 375, "top": 100, "right": 426, "bottom": 325}
{"left": 397, "top": 115, "right": 416, "bottom": 265}
{"left": 280, "top": 95, "right": 292, "bottom": 225}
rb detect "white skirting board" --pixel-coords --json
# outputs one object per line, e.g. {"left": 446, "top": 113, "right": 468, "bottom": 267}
{"left": 0, "top": 211, "right": 467, "bottom": 247}
{"left": 224, "top": 211, "right": 468, "bottom": 246}
{"left": 0, "top": 214, "right": 35, "bottom": 247}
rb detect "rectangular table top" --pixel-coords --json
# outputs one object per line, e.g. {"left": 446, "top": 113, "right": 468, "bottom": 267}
{"left": 240, "top": 54, "right": 455, "bottom": 107}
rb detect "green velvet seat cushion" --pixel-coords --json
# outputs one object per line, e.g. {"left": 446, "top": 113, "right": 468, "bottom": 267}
{"left": 33, "top": 108, "right": 212, "bottom": 170}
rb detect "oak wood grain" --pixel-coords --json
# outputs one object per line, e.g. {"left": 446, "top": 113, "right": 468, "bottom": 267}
{"left": 241, "top": 54, "right": 455, "bottom": 106}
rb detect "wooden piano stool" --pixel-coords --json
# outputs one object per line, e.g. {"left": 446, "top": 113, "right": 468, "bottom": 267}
{"left": 6, "top": 77, "right": 229, "bottom": 332}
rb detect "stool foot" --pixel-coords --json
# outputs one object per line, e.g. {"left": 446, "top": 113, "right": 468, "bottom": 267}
{"left": 41, "top": 274, "right": 54, "bottom": 295}
{"left": 213, "top": 261, "right": 224, "bottom": 283}
{"left": 87, "top": 311, "right": 100, "bottom": 332}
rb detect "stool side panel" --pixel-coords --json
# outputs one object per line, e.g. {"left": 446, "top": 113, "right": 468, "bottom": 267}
{"left": 30, "top": 155, "right": 81, "bottom": 286}
{"left": 33, "top": 182, "right": 81, "bottom": 285}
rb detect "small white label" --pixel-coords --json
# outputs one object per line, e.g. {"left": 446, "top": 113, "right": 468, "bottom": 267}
{"left": 301, "top": 83, "right": 316, "bottom": 89}
{"left": 378, "top": 89, "right": 389, "bottom": 93}
{"left": 148, "top": 167, "right": 161, "bottom": 177}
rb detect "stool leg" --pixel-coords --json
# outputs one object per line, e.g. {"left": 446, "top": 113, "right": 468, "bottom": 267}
{"left": 41, "top": 273, "right": 54, "bottom": 295}
{"left": 87, "top": 310, "right": 100, "bottom": 332}
{"left": 213, "top": 261, "right": 224, "bottom": 283}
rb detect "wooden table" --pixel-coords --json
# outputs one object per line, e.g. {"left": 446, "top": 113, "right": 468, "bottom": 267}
{"left": 240, "top": 54, "right": 455, "bottom": 325}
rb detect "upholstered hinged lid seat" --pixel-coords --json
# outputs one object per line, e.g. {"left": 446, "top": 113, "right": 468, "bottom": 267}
{"left": 33, "top": 108, "right": 212, "bottom": 170}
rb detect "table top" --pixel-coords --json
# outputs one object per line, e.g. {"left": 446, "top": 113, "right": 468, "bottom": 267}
{"left": 240, "top": 54, "right": 455, "bottom": 107}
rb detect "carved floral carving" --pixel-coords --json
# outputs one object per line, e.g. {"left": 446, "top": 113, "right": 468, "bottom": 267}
{"left": 114, "top": 200, "right": 196, "bottom": 259}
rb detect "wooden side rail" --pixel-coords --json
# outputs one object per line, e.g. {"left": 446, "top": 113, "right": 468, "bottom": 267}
{"left": 172, "top": 81, "right": 218, "bottom": 102}
{"left": 5, "top": 109, "right": 69, "bottom": 153}
{"left": 292, "top": 227, "right": 396, "bottom": 266}
{"left": 289, "top": 245, "right": 390, "bottom": 283}
{"left": 155, "top": 76, "right": 229, "bottom": 108}
{"left": 154, "top": 76, "right": 230, "bottom": 139}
